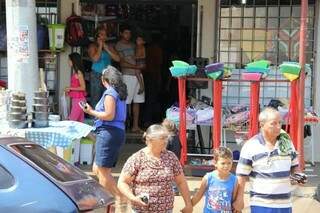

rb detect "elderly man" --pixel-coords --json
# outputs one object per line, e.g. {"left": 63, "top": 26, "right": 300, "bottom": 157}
{"left": 233, "top": 107, "right": 301, "bottom": 213}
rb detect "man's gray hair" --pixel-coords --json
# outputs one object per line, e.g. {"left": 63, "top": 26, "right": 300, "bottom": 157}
{"left": 259, "top": 107, "right": 280, "bottom": 125}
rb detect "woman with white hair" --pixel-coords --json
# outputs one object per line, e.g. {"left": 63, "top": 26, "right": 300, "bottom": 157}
{"left": 118, "top": 124, "right": 193, "bottom": 213}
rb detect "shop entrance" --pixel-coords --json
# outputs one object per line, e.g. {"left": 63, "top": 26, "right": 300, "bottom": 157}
{"left": 81, "top": 0, "right": 198, "bottom": 129}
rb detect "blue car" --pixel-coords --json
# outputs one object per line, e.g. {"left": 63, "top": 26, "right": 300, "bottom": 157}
{"left": 0, "top": 136, "right": 115, "bottom": 213}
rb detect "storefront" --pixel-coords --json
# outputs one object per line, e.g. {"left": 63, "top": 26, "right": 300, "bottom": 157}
{"left": 1, "top": 0, "right": 320, "bottom": 160}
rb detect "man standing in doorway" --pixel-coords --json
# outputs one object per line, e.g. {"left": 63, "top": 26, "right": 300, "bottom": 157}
{"left": 116, "top": 25, "right": 144, "bottom": 133}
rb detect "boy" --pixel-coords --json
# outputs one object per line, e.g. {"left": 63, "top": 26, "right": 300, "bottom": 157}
{"left": 191, "top": 147, "right": 239, "bottom": 213}
{"left": 162, "top": 118, "right": 181, "bottom": 159}
{"left": 162, "top": 118, "right": 182, "bottom": 195}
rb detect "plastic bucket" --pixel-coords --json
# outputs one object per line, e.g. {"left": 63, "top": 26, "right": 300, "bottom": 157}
{"left": 48, "top": 24, "right": 65, "bottom": 50}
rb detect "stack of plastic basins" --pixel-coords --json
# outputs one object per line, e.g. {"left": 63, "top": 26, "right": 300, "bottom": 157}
{"left": 7, "top": 92, "right": 28, "bottom": 129}
{"left": 32, "top": 91, "right": 49, "bottom": 128}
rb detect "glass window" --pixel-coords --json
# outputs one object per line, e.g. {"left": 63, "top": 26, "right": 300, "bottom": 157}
{"left": 256, "top": 7, "right": 266, "bottom": 17}
{"left": 253, "top": 41, "right": 266, "bottom": 51}
{"left": 221, "top": 29, "right": 230, "bottom": 40}
{"left": 307, "top": 30, "right": 314, "bottom": 41}
{"left": 292, "top": 6, "right": 301, "bottom": 17}
{"left": 254, "top": 30, "right": 266, "bottom": 40}
{"left": 267, "top": 18, "right": 278, "bottom": 28}
{"left": 243, "top": 18, "right": 254, "bottom": 28}
{"left": 10, "top": 144, "right": 88, "bottom": 182}
{"left": 218, "top": 2, "right": 315, "bottom": 106}
{"left": 231, "top": 18, "right": 241, "bottom": 28}
{"left": 244, "top": 7, "right": 254, "bottom": 17}
{"left": 242, "top": 41, "right": 253, "bottom": 51}
{"left": 255, "top": 18, "right": 266, "bottom": 28}
{"left": 266, "top": 30, "right": 278, "bottom": 41}
{"left": 220, "top": 41, "right": 229, "bottom": 51}
{"left": 280, "top": 18, "right": 291, "bottom": 30}
{"left": 308, "top": 17, "right": 314, "bottom": 28}
{"left": 230, "top": 41, "right": 241, "bottom": 49}
{"left": 308, "top": 6, "right": 314, "bottom": 17}
{"left": 231, "top": 30, "right": 241, "bottom": 40}
{"left": 221, "top": 7, "right": 230, "bottom": 17}
{"left": 242, "top": 30, "right": 253, "bottom": 40}
{"left": 0, "top": 165, "right": 14, "bottom": 189}
{"left": 242, "top": 52, "right": 252, "bottom": 64}
{"left": 280, "top": 7, "right": 290, "bottom": 17}
{"left": 268, "top": 7, "right": 279, "bottom": 17}
{"left": 267, "top": 0, "right": 279, "bottom": 5}
{"left": 231, "top": 7, "right": 241, "bottom": 17}
{"left": 219, "top": 51, "right": 229, "bottom": 62}
{"left": 221, "top": 18, "right": 230, "bottom": 28}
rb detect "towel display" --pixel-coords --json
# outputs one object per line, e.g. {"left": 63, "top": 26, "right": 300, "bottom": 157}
{"left": 241, "top": 59, "right": 270, "bottom": 81}
{"left": 169, "top": 60, "right": 197, "bottom": 77}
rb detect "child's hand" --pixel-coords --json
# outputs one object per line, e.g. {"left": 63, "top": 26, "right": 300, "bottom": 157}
{"left": 232, "top": 197, "right": 244, "bottom": 212}
{"left": 180, "top": 204, "right": 193, "bottom": 213}
{"left": 138, "top": 87, "right": 144, "bottom": 95}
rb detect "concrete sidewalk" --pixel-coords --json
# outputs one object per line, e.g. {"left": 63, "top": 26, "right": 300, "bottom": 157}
{"left": 83, "top": 142, "right": 320, "bottom": 213}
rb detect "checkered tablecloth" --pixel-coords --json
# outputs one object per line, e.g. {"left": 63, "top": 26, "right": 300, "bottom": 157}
{"left": 24, "top": 121, "right": 93, "bottom": 148}
{"left": 1, "top": 121, "right": 93, "bottom": 148}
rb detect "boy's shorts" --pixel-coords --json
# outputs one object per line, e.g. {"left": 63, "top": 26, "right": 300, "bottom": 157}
{"left": 123, "top": 74, "right": 145, "bottom": 104}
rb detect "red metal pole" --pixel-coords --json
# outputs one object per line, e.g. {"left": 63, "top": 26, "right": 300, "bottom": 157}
{"left": 297, "top": 0, "right": 308, "bottom": 170}
{"left": 248, "top": 82, "right": 260, "bottom": 138}
{"left": 178, "top": 78, "right": 187, "bottom": 165}
{"left": 289, "top": 80, "right": 299, "bottom": 149}
{"left": 213, "top": 80, "right": 222, "bottom": 149}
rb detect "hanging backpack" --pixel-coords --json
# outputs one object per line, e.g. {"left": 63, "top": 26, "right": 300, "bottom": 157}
{"left": 65, "top": 14, "right": 89, "bottom": 47}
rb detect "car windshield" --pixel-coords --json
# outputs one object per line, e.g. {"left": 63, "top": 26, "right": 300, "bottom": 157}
{"left": 9, "top": 144, "right": 88, "bottom": 182}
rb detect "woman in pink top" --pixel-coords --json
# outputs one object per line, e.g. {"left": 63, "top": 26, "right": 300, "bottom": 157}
{"left": 65, "top": 53, "right": 86, "bottom": 122}
{"left": 118, "top": 124, "right": 193, "bottom": 213}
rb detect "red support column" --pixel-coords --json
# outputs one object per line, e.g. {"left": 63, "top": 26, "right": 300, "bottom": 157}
{"left": 178, "top": 78, "right": 187, "bottom": 165}
{"left": 297, "top": 0, "right": 308, "bottom": 170}
{"left": 248, "top": 82, "right": 260, "bottom": 138}
{"left": 289, "top": 81, "right": 299, "bottom": 149}
{"left": 213, "top": 80, "right": 223, "bottom": 149}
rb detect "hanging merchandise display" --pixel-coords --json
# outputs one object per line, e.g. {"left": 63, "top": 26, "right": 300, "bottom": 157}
{"left": 279, "top": 62, "right": 311, "bottom": 82}
{"left": 169, "top": 60, "right": 197, "bottom": 77}
{"left": 241, "top": 60, "right": 270, "bottom": 81}
{"left": 204, "top": 62, "right": 232, "bottom": 80}
{"left": 279, "top": 62, "right": 301, "bottom": 81}
{"left": 65, "top": 14, "right": 89, "bottom": 47}
{"left": 48, "top": 24, "right": 65, "bottom": 50}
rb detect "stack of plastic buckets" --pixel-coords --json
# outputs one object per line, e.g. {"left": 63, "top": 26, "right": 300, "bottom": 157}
{"left": 48, "top": 24, "right": 65, "bottom": 51}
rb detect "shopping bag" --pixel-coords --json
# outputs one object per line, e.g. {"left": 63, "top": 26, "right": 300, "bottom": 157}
{"left": 60, "top": 94, "right": 69, "bottom": 120}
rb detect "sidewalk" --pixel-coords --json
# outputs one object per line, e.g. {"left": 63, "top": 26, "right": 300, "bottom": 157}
{"left": 83, "top": 142, "right": 320, "bottom": 213}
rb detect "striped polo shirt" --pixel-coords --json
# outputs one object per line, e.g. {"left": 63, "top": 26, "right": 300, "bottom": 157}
{"left": 236, "top": 133, "right": 299, "bottom": 208}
